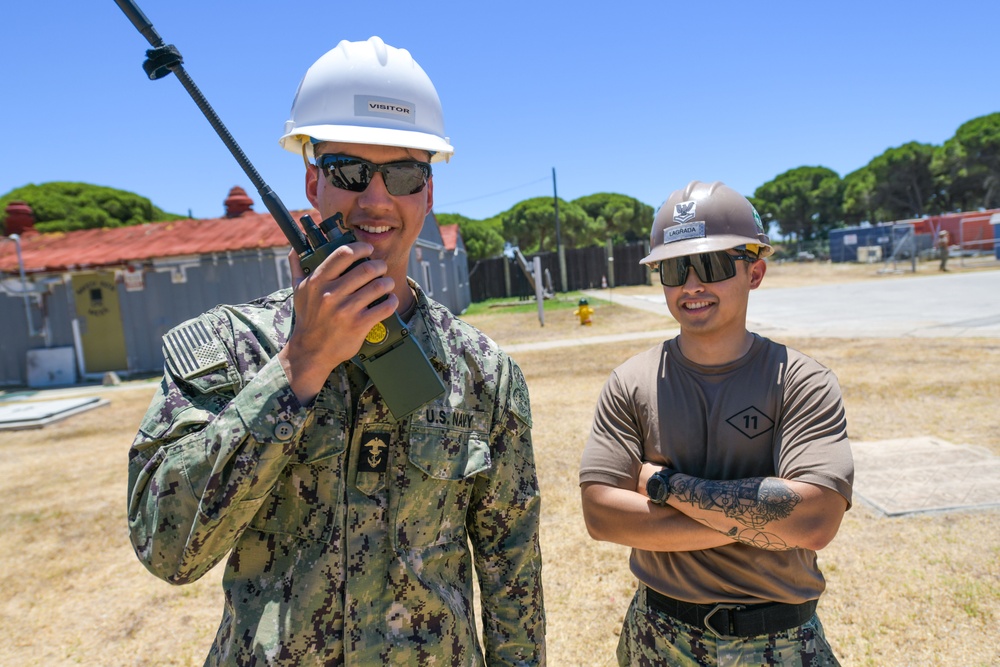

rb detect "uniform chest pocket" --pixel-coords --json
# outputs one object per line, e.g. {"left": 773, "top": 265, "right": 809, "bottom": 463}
{"left": 249, "top": 408, "right": 347, "bottom": 543}
{"left": 393, "top": 423, "right": 491, "bottom": 550}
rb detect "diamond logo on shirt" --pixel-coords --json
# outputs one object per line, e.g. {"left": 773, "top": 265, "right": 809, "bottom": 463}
{"left": 725, "top": 406, "right": 774, "bottom": 439}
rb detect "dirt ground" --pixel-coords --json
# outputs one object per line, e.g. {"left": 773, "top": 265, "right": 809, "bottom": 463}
{"left": 1, "top": 261, "right": 998, "bottom": 666}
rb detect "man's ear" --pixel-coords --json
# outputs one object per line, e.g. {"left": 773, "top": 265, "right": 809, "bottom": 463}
{"left": 748, "top": 258, "right": 767, "bottom": 290}
{"left": 424, "top": 175, "right": 434, "bottom": 216}
{"left": 305, "top": 165, "right": 319, "bottom": 208}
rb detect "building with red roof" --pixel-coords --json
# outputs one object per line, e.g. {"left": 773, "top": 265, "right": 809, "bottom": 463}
{"left": 0, "top": 188, "right": 468, "bottom": 387}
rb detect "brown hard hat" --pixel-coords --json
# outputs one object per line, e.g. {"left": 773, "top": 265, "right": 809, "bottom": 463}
{"left": 640, "top": 180, "right": 772, "bottom": 264}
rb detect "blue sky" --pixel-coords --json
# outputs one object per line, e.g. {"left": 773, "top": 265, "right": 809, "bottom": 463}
{"left": 2, "top": 1, "right": 998, "bottom": 223}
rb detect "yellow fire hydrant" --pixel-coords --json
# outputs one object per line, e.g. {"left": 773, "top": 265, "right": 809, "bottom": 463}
{"left": 574, "top": 298, "right": 594, "bottom": 326}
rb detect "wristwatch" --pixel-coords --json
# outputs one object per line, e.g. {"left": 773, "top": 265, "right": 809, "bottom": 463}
{"left": 646, "top": 468, "right": 678, "bottom": 506}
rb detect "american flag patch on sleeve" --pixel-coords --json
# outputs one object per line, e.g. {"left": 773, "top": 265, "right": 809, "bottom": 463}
{"left": 163, "top": 320, "right": 227, "bottom": 380}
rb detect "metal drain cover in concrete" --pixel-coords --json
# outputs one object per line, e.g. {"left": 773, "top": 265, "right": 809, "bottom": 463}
{"left": 851, "top": 437, "right": 1000, "bottom": 516}
{"left": 0, "top": 396, "right": 109, "bottom": 431}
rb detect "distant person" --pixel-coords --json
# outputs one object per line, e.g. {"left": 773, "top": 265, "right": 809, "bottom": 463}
{"left": 580, "top": 180, "right": 853, "bottom": 666}
{"left": 937, "top": 229, "right": 950, "bottom": 271}
{"left": 127, "top": 37, "right": 545, "bottom": 665}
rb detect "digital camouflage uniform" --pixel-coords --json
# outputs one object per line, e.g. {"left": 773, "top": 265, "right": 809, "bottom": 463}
{"left": 617, "top": 585, "right": 840, "bottom": 666}
{"left": 128, "top": 281, "right": 545, "bottom": 666}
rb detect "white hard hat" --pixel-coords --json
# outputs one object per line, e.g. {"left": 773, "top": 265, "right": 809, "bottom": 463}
{"left": 280, "top": 36, "right": 453, "bottom": 163}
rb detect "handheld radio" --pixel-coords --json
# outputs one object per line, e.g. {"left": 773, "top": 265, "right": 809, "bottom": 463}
{"left": 113, "top": 0, "right": 445, "bottom": 419}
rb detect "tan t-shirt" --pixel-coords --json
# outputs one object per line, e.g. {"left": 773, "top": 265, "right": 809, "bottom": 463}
{"left": 580, "top": 334, "right": 853, "bottom": 604}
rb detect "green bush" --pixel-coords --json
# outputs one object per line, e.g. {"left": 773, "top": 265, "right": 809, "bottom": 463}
{"left": 0, "top": 182, "right": 183, "bottom": 234}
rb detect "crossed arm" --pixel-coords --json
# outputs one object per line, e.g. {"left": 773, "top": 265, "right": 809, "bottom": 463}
{"left": 581, "top": 463, "right": 847, "bottom": 553}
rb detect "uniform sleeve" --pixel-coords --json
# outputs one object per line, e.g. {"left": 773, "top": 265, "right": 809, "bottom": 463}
{"left": 468, "top": 355, "right": 546, "bottom": 666}
{"left": 579, "top": 370, "right": 645, "bottom": 489}
{"left": 774, "top": 357, "right": 854, "bottom": 507}
{"left": 127, "top": 315, "right": 310, "bottom": 585}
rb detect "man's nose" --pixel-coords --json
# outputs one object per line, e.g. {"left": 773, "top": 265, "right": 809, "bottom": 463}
{"left": 358, "top": 172, "right": 393, "bottom": 207}
{"left": 680, "top": 266, "right": 705, "bottom": 291}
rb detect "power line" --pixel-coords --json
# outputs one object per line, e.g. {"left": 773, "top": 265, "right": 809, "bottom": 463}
{"left": 437, "top": 176, "right": 549, "bottom": 209}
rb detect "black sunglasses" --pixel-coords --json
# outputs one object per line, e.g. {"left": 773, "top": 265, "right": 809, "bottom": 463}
{"left": 658, "top": 251, "right": 756, "bottom": 287}
{"left": 316, "top": 154, "right": 432, "bottom": 196}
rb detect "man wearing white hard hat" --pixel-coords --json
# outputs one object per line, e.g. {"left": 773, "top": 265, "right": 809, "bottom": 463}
{"left": 580, "top": 181, "right": 852, "bottom": 665}
{"left": 128, "top": 37, "right": 545, "bottom": 665}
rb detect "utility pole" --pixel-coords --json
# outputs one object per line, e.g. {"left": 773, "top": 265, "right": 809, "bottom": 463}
{"left": 552, "top": 168, "right": 567, "bottom": 292}
{"left": 533, "top": 256, "right": 545, "bottom": 327}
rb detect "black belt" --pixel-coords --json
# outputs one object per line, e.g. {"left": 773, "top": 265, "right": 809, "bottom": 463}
{"left": 644, "top": 587, "right": 817, "bottom": 640}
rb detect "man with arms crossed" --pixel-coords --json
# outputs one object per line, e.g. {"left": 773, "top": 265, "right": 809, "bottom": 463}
{"left": 128, "top": 37, "right": 545, "bottom": 666}
{"left": 580, "top": 180, "right": 852, "bottom": 666}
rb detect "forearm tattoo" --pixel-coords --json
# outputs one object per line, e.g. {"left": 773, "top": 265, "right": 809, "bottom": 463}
{"left": 727, "top": 527, "right": 790, "bottom": 551}
{"left": 672, "top": 476, "right": 802, "bottom": 530}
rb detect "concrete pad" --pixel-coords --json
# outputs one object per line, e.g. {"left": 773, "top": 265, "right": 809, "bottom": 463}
{"left": 0, "top": 396, "right": 109, "bottom": 431}
{"left": 747, "top": 271, "right": 1000, "bottom": 339}
{"left": 851, "top": 437, "right": 1000, "bottom": 516}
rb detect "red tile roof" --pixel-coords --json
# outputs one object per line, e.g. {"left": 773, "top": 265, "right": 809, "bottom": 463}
{"left": 439, "top": 224, "right": 459, "bottom": 251}
{"left": 0, "top": 209, "right": 319, "bottom": 275}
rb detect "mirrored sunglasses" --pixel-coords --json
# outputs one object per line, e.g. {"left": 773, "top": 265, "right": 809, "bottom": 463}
{"left": 658, "top": 251, "right": 755, "bottom": 287}
{"left": 316, "top": 154, "right": 431, "bottom": 196}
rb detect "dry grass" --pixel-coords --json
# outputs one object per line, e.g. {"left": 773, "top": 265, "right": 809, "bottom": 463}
{"left": 1, "top": 262, "right": 999, "bottom": 666}
{"left": 0, "top": 388, "right": 224, "bottom": 666}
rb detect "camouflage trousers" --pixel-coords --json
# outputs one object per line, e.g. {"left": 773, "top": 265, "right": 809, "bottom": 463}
{"left": 617, "top": 587, "right": 841, "bottom": 667}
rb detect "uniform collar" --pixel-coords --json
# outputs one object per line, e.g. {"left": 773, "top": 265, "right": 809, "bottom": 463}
{"left": 406, "top": 278, "right": 449, "bottom": 371}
